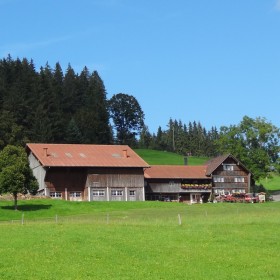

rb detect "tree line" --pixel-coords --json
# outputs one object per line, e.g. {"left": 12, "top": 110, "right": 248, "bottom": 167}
{"left": 0, "top": 55, "right": 112, "bottom": 147}
{"left": 1, "top": 56, "right": 280, "bottom": 181}
{"left": 0, "top": 55, "right": 218, "bottom": 155}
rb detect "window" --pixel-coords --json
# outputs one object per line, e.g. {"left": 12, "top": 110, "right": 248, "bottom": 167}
{"left": 233, "top": 189, "right": 246, "bottom": 193}
{"left": 169, "top": 181, "right": 175, "bottom": 186}
{"left": 50, "top": 192, "right": 62, "bottom": 198}
{"left": 213, "top": 177, "right": 224, "bottom": 183}
{"left": 223, "top": 164, "right": 234, "bottom": 171}
{"left": 129, "top": 190, "right": 136, "bottom": 196}
{"left": 234, "top": 177, "right": 245, "bottom": 183}
{"left": 70, "top": 192, "right": 81, "bottom": 198}
{"left": 214, "top": 189, "right": 224, "bottom": 195}
{"left": 111, "top": 190, "right": 123, "bottom": 196}
{"left": 92, "top": 190, "right": 105, "bottom": 196}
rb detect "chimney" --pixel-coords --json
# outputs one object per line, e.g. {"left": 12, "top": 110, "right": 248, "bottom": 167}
{"left": 122, "top": 149, "right": 128, "bottom": 158}
{"left": 43, "top": 147, "right": 48, "bottom": 157}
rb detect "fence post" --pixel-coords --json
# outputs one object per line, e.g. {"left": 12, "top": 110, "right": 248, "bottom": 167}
{"left": 55, "top": 214, "right": 58, "bottom": 224}
{"left": 178, "top": 214, "right": 182, "bottom": 226}
{"left": 21, "top": 213, "right": 24, "bottom": 225}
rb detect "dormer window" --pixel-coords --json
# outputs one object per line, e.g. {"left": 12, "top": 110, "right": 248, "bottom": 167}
{"left": 223, "top": 164, "right": 234, "bottom": 171}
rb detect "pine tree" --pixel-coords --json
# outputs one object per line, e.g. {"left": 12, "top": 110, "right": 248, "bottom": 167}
{"left": 65, "top": 118, "right": 83, "bottom": 144}
{"left": 62, "top": 64, "right": 79, "bottom": 122}
{"left": 77, "top": 71, "right": 112, "bottom": 144}
{"left": 32, "top": 64, "right": 63, "bottom": 142}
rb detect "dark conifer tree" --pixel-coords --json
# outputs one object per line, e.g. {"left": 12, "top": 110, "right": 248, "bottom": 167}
{"left": 77, "top": 71, "right": 112, "bottom": 144}
{"left": 138, "top": 125, "right": 152, "bottom": 148}
{"left": 62, "top": 64, "right": 79, "bottom": 120}
{"left": 32, "top": 64, "right": 63, "bottom": 142}
{"left": 65, "top": 118, "right": 83, "bottom": 144}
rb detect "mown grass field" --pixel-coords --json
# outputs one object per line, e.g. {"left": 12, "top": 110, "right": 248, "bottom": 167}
{"left": 1, "top": 200, "right": 280, "bottom": 279}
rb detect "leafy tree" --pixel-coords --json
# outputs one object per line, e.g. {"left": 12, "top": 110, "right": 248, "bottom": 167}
{"left": 109, "top": 93, "right": 144, "bottom": 146}
{"left": 0, "top": 145, "right": 38, "bottom": 210}
{"left": 216, "top": 116, "right": 280, "bottom": 181}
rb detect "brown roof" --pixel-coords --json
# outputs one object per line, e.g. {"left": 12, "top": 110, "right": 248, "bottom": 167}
{"left": 26, "top": 143, "right": 150, "bottom": 168}
{"left": 144, "top": 165, "right": 209, "bottom": 179}
{"left": 205, "top": 154, "right": 250, "bottom": 176}
{"left": 205, "top": 154, "right": 230, "bottom": 176}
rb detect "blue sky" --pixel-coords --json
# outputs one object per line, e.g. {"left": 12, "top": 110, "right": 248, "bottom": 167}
{"left": 1, "top": 0, "right": 280, "bottom": 134}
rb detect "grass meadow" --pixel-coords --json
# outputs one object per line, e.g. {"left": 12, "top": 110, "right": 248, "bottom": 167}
{"left": 259, "top": 174, "right": 280, "bottom": 192}
{"left": 134, "top": 149, "right": 209, "bottom": 166}
{"left": 1, "top": 200, "right": 280, "bottom": 279}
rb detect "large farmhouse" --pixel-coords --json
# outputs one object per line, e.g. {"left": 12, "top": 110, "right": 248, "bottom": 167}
{"left": 27, "top": 144, "right": 252, "bottom": 203}
{"left": 26, "top": 143, "right": 150, "bottom": 201}
{"left": 144, "top": 154, "right": 252, "bottom": 203}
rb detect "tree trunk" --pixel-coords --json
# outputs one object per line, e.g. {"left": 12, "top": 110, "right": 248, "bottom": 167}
{"left": 13, "top": 192, "right": 18, "bottom": 210}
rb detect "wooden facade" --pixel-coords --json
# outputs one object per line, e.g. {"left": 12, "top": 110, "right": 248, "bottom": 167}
{"left": 210, "top": 157, "right": 251, "bottom": 196}
{"left": 144, "top": 154, "right": 252, "bottom": 204}
{"left": 144, "top": 165, "right": 212, "bottom": 203}
{"left": 87, "top": 168, "right": 145, "bottom": 201}
{"left": 145, "top": 178, "right": 212, "bottom": 203}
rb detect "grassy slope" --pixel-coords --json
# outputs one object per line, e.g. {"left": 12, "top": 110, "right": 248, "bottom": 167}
{"left": 258, "top": 174, "right": 280, "bottom": 192}
{"left": 134, "top": 149, "right": 209, "bottom": 165}
{"left": 0, "top": 200, "right": 280, "bottom": 279}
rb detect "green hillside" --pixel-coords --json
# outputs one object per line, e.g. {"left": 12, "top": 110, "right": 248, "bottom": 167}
{"left": 258, "top": 174, "right": 280, "bottom": 192}
{"left": 134, "top": 149, "right": 209, "bottom": 165}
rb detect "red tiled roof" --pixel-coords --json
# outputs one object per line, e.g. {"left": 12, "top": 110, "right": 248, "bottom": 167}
{"left": 26, "top": 143, "right": 150, "bottom": 168}
{"left": 144, "top": 165, "right": 209, "bottom": 179}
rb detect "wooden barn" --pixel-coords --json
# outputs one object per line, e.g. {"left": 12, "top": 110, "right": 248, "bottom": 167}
{"left": 26, "top": 143, "right": 150, "bottom": 201}
{"left": 144, "top": 154, "right": 252, "bottom": 203}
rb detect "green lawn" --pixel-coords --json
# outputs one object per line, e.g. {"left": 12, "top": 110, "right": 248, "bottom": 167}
{"left": 134, "top": 149, "right": 209, "bottom": 165}
{"left": 0, "top": 200, "right": 280, "bottom": 279}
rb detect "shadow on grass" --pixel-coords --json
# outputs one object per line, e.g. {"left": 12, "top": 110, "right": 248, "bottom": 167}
{"left": 1, "top": 204, "right": 52, "bottom": 211}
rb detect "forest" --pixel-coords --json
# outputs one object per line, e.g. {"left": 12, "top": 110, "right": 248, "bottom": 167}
{"left": 0, "top": 56, "right": 218, "bottom": 156}
{"left": 1, "top": 56, "right": 280, "bottom": 181}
